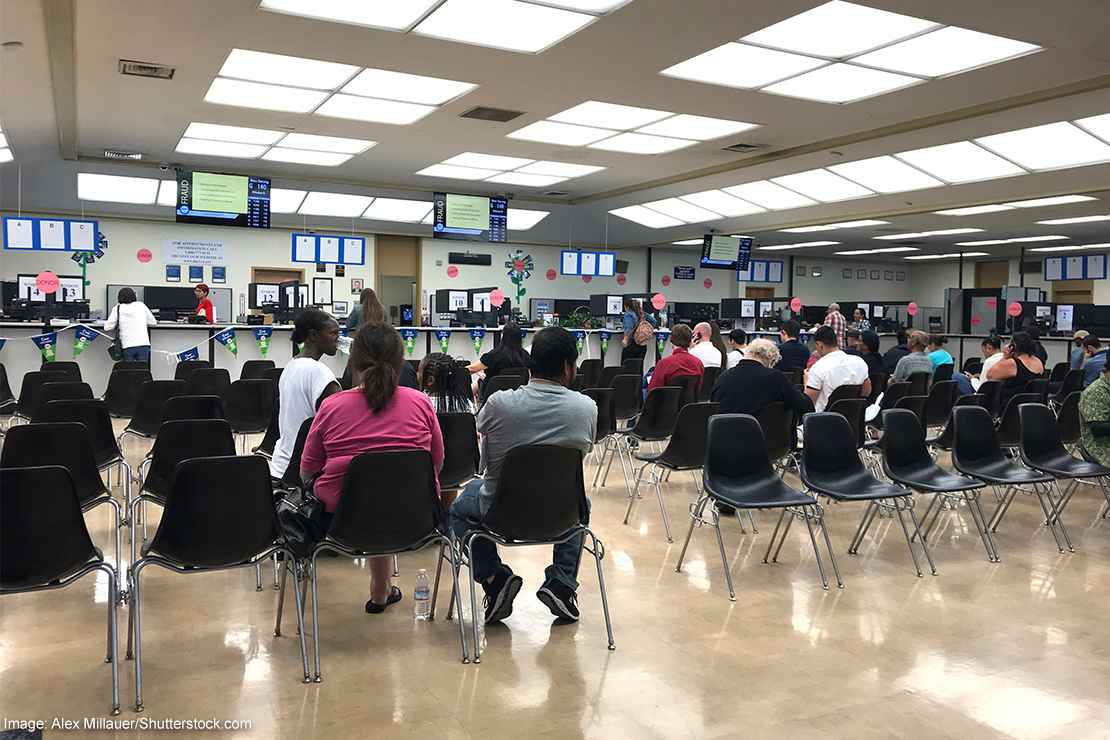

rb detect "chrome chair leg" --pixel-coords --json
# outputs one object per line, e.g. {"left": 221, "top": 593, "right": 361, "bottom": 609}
{"left": 815, "top": 505, "right": 844, "bottom": 589}
{"left": 711, "top": 508, "right": 736, "bottom": 601}
{"left": 847, "top": 501, "right": 878, "bottom": 555}
{"left": 964, "top": 491, "right": 1000, "bottom": 562}
{"left": 310, "top": 556, "right": 323, "bottom": 682}
{"left": 274, "top": 559, "right": 289, "bottom": 636}
{"left": 904, "top": 498, "right": 937, "bottom": 575}
{"left": 288, "top": 555, "right": 311, "bottom": 683}
{"left": 675, "top": 495, "right": 707, "bottom": 572}
{"left": 465, "top": 537, "right": 483, "bottom": 664}
{"left": 762, "top": 509, "right": 788, "bottom": 564}
{"left": 446, "top": 535, "right": 470, "bottom": 663}
{"left": 99, "top": 563, "right": 121, "bottom": 716}
{"left": 130, "top": 562, "right": 147, "bottom": 712}
{"left": 652, "top": 467, "right": 673, "bottom": 543}
{"left": 255, "top": 562, "right": 263, "bottom": 591}
{"left": 586, "top": 530, "right": 616, "bottom": 650}
{"left": 1033, "top": 484, "right": 1066, "bottom": 553}
{"left": 429, "top": 543, "right": 446, "bottom": 620}
{"left": 769, "top": 509, "right": 796, "bottom": 563}
{"left": 623, "top": 462, "right": 649, "bottom": 524}
{"left": 392, "top": 554, "right": 399, "bottom": 577}
{"left": 801, "top": 506, "right": 830, "bottom": 590}
{"left": 892, "top": 499, "right": 924, "bottom": 577}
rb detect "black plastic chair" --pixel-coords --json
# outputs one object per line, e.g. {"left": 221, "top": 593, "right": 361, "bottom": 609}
{"left": 9, "top": 370, "right": 68, "bottom": 424}
{"left": 278, "top": 417, "right": 315, "bottom": 490}
{"left": 458, "top": 445, "right": 613, "bottom": 660}
{"left": 112, "top": 361, "right": 149, "bottom": 373}
{"left": 185, "top": 368, "right": 231, "bottom": 398}
{"left": 600, "top": 366, "right": 634, "bottom": 389}
{"left": 961, "top": 357, "right": 983, "bottom": 375}
{"left": 34, "top": 381, "right": 95, "bottom": 417}
{"left": 950, "top": 406, "right": 1062, "bottom": 552}
{"left": 881, "top": 408, "right": 994, "bottom": 561}
{"left": 699, "top": 366, "right": 722, "bottom": 402}
{"left": 828, "top": 398, "right": 868, "bottom": 451}
{"left": 893, "top": 395, "right": 927, "bottom": 425}
{"left": 437, "top": 412, "right": 480, "bottom": 493}
{"left": 1057, "top": 391, "right": 1081, "bottom": 447}
{"left": 923, "top": 380, "right": 958, "bottom": 429}
{"left": 253, "top": 397, "right": 281, "bottom": 459}
{"left": 1048, "top": 362, "right": 1070, "bottom": 383}
{"left": 173, "top": 359, "right": 211, "bottom": 381}
{"left": 162, "top": 394, "right": 225, "bottom": 422}
{"left": 671, "top": 374, "right": 700, "bottom": 408}
{"left": 827, "top": 383, "right": 864, "bottom": 407}
{"left": 103, "top": 369, "right": 152, "bottom": 418}
{"left": 127, "top": 455, "right": 310, "bottom": 710}
{"left": 578, "top": 359, "right": 602, "bottom": 390}
{"left": 0, "top": 362, "right": 16, "bottom": 413}
{"left": 241, "top": 359, "right": 276, "bottom": 381}
{"left": 868, "top": 372, "right": 888, "bottom": 403}
{"left": 304, "top": 450, "right": 469, "bottom": 673}
{"left": 1024, "top": 378, "right": 1050, "bottom": 404}
{"left": 781, "top": 368, "right": 803, "bottom": 386}
{"left": 933, "top": 364, "right": 954, "bottom": 383}
{"left": 118, "top": 380, "right": 187, "bottom": 445}
{"left": 977, "top": 380, "right": 1002, "bottom": 419}
{"left": 801, "top": 412, "right": 933, "bottom": 578}
{"left": 625, "top": 401, "right": 719, "bottom": 542}
{"left": 0, "top": 423, "right": 123, "bottom": 577}
{"left": 42, "top": 360, "right": 82, "bottom": 381}
{"left": 37, "top": 398, "right": 134, "bottom": 510}
{"left": 870, "top": 381, "right": 911, "bottom": 431}
{"left": 756, "top": 401, "right": 797, "bottom": 472}
{"left": 601, "top": 385, "right": 682, "bottom": 498}
{"left": 627, "top": 386, "right": 682, "bottom": 447}
{"left": 223, "top": 379, "right": 275, "bottom": 452}
{"left": 263, "top": 367, "right": 284, "bottom": 398}
{"left": 622, "top": 358, "right": 643, "bottom": 373}
{"left": 583, "top": 387, "right": 616, "bottom": 445}
{"left": 676, "top": 414, "right": 832, "bottom": 598}
{"left": 927, "top": 395, "right": 984, "bottom": 451}
{"left": 996, "top": 392, "right": 1039, "bottom": 449}
{"left": 1050, "top": 369, "right": 1083, "bottom": 407}
{"left": 480, "top": 373, "right": 525, "bottom": 404}
{"left": 0, "top": 465, "right": 121, "bottom": 715}
{"left": 907, "top": 371, "right": 930, "bottom": 396}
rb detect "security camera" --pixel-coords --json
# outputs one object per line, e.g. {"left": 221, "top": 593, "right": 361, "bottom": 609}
{"left": 159, "top": 163, "right": 171, "bottom": 173}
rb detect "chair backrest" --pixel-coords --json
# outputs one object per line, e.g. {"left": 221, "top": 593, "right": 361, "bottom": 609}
{"left": 755, "top": 401, "right": 795, "bottom": 463}
{"left": 173, "top": 359, "right": 212, "bottom": 381}
{"left": 827, "top": 398, "right": 868, "bottom": 449}
{"left": 977, "top": 380, "right": 1002, "bottom": 418}
{"left": 671, "top": 374, "right": 699, "bottom": 408}
{"left": 127, "top": 380, "right": 188, "bottom": 435}
{"left": 933, "top": 363, "right": 954, "bottom": 382}
{"left": 1019, "top": 402, "right": 1069, "bottom": 467}
{"left": 955, "top": 393, "right": 984, "bottom": 408}
{"left": 0, "top": 466, "right": 99, "bottom": 590}
{"left": 1055, "top": 369, "right": 1084, "bottom": 400}
{"left": 36, "top": 399, "right": 122, "bottom": 467}
{"left": 104, "top": 369, "right": 153, "bottom": 417}
{"left": 482, "top": 445, "right": 586, "bottom": 541}
{"left": 781, "top": 368, "right": 803, "bottom": 386}
{"left": 657, "top": 402, "right": 720, "bottom": 469}
{"left": 622, "top": 358, "right": 643, "bottom": 373}
{"left": 186, "top": 368, "right": 231, "bottom": 397}
{"left": 1057, "top": 391, "right": 1081, "bottom": 445}
{"left": 263, "top": 367, "right": 284, "bottom": 398}
{"left": 0, "top": 422, "right": 107, "bottom": 504}
{"left": 951, "top": 405, "right": 1006, "bottom": 470}
{"left": 41, "top": 361, "right": 81, "bottom": 381}
{"left": 148, "top": 455, "right": 280, "bottom": 567}
{"left": 1048, "top": 361, "right": 1070, "bottom": 383}
{"left": 502, "top": 366, "right": 530, "bottom": 381}
{"left": 255, "top": 397, "right": 280, "bottom": 455}
{"left": 704, "top": 414, "right": 777, "bottom": 490}
{"left": 632, "top": 386, "right": 683, "bottom": 439}
{"left": 223, "top": 379, "right": 275, "bottom": 433}
{"left": 600, "top": 366, "right": 633, "bottom": 389}
{"left": 280, "top": 417, "right": 315, "bottom": 488}
{"left": 924, "top": 380, "right": 958, "bottom": 427}
{"left": 481, "top": 373, "right": 524, "bottom": 403}
{"left": 34, "top": 382, "right": 94, "bottom": 419}
{"left": 827, "top": 383, "right": 863, "bottom": 407}
{"left": 143, "top": 420, "right": 237, "bottom": 499}
{"left": 879, "top": 381, "right": 911, "bottom": 411}
{"left": 893, "top": 395, "right": 927, "bottom": 423}
{"left": 328, "top": 449, "right": 441, "bottom": 553}
{"left": 868, "top": 372, "right": 888, "bottom": 403}
{"left": 907, "top": 371, "right": 930, "bottom": 396}
{"left": 0, "top": 362, "right": 15, "bottom": 405}
{"left": 961, "top": 356, "right": 983, "bottom": 375}
{"left": 699, "top": 366, "right": 722, "bottom": 402}
{"left": 1024, "top": 378, "right": 1050, "bottom": 404}
{"left": 15, "top": 370, "right": 68, "bottom": 417}
{"left": 241, "top": 359, "right": 276, "bottom": 381}
{"left": 880, "top": 408, "right": 933, "bottom": 478}
{"left": 800, "top": 412, "right": 867, "bottom": 486}
{"left": 112, "top": 361, "right": 149, "bottom": 373}
{"left": 997, "top": 392, "right": 1039, "bottom": 447}
{"left": 610, "top": 374, "right": 641, "bottom": 420}
{"left": 582, "top": 387, "right": 615, "bottom": 441}
{"left": 577, "top": 359, "right": 602, "bottom": 389}
{"left": 437, "top": 412, "right": 480, "bottom": 490}
{"left": 162, "top": 394, "right": 225, "bottom": 422}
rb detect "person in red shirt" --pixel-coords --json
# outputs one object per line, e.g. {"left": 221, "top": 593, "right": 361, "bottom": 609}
{"left": 647, "top": 324, "right": 703, "bottom": 393}
{"left": 194, "top": 283, "right": 215, "bottom": 323}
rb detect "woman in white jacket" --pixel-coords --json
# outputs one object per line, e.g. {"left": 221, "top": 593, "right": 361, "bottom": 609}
{"left": 104, "top": 287, "right": 157, "bottom": 363}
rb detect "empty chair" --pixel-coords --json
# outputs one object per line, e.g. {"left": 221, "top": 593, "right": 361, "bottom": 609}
{"left": 868, "top": 372, "right": 888, "bottom": 403}
{"left": 456, "top": 445, "right": 613, "bottom": 661}
{"left": 977, "top": 380, "right": 1002, "bottom": 419}
{"left": 10, "top": 370, "right": 68, "bottom": 424}
{"left": 893, "top": 395, "right": 927, "bottom": 425}
{"left": 127, "top": 456, "right": 310, "bottom": 711}
{"left": 599, "top": 366, "right": 634, "bottom": 389}
{"left": 1050, "top": 369, "right": 1083, "bottom": 407}
{"left": 161, "top": 394, "right": 225, "bottom": 422}
{"left": 0, "top": 466, "right": 121, "bottom": 715}
{"left": 302, "top": 450, "right": 469, "bottom": 674}
{"left": 1057, "top": 391, "right": 1081, "bottom": 448}
{"left": 112, "top": 361, "right": 149, "bottom": 373}
{"left": 933, "top": 364, "right": 954, "bottom": 383}
{"left": 698, "top": 366, "right": 722, "bottom": 402}
{"left": 0, "top": 362, "right": 16, "bottom": 411}
{"left": 103, "top": 369, "right": 152, "bottom": 418}
{"left": 480, "top": 374, "right": 525, "bottom": 404}
{"left": 881, "top": 408, "right": 995, "bottom": 562}
{"left": 927, "top": 393, "right": 984, "bottom": 451}
{"left": 118, "top": 380, "right": 187, "bottom": 444}
{"left": 906, "top": 371, "right": 930, "bottom": 397}
{"left": 223, "top": 379, "right": 275, "bottom": 452}
{"left": 1024, "top": 378, "right": 1050, "bottom": 404}
{"left": 870, "top": 381, "right": 911, "bottom": 431}
{"left": 37, "top": 398, "right": 134, "bottom": 510}
{"left": 597, "top": 386, "right": 681, "bottom": 496}
{"left": 263, "top": 367, "right": 284, "bottom": 398}
{"left": 671, "top": 374, "right": 700, "bottom": 408}
{"left": 1048, "top": 361, "right": 1070, "bottom": 383}
{"left": 173, "top": 359, "right": 211, "bottom": 381}
{"left": 42, "top": 360, "right": 81, "bottom": 381}
{"left": 583, "top": 387, "right": 616, "bottom": 459}
{"left": 996, "top": 393, "right": 1039, "bottom": 449}
{"left": 827, "top": 398, "right": 868, "bottom": 450}
{"left": 240, "top": 359, "right": 276, "bottom": 381}
{"left": 950, "top": 406, "right": 1063, "bottom": 552}
{"left": 33, "top": 381, "right": 94, "bottom": 418}
{"left": 676, "top": 414, "right": 832, "bottom": 598}
{"left": 577, "top": 359, "right": 602, "bottom": 390}
{"left": 800, "top": 412, "right": 934, "bottom": 578}
{"left": 185, "top": 368, "right": 231, "bottom": 397}
{"left": 625, "top": 402, "right": 719, "bottom": 542}
{"left": 923, "top": 380, "right": 959, "bottom": 429}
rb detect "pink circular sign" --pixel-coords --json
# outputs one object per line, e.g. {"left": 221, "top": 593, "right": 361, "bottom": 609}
{"left": 703, "top": 278, "right": 713, "bottom": 289}
{"left": 582, "top": 275, "right": 592, "bottom": 283}
{"left": 36, "top": 271, "right": 60, "bottom": 294}
{"left": 446, "top": 265, "right": 459, "bottom": 279}
{"left": 1007, "top": 301, "right": 1023, "bottom": 318}
{"left": 985, "top": 297, "right": 997, "bottom": 308}
{"left": 970, "top": 315, "right": 982, "bottom": 327}
{"left": 907, "top": 302, "right": 918, "bottom": 316}
{"left": 546, "top": 268, "right": 557, "bottom": 281}
{"left": 790, "top": 297, "right": 802, "bottom": 313}
{"left": 489, "top": 289, "right": 505, "bottom": 307}
{"left": 137, "top": 248, "right": 153, "bottom": 263}
{"left": 661, "top": 275, "right": 672, "bottom": 287}
{"left": 616, "top": 274, "right": 626, "bottom": 286}
{"left": 651, "top": 293, "right": 666, "bottom": 310}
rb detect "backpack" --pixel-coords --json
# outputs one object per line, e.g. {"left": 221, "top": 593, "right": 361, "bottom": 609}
{"left": 633, "top": 318, "right": 654, "bottom": 346}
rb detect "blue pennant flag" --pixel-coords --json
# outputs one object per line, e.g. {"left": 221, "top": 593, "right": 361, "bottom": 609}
{"left": 177, "top": 346, "right": 200, "bottom": 362}
{"left": 435, "top": 329, "right": 452, "bottom": 353}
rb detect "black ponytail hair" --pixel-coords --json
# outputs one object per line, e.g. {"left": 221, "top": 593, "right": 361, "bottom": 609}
{"left": 421, "top": 352, "right": 473, "bottom": 413}
{"left": 350, "top": 321, "right": 403, "bottom": 412}
{"left": 291, "top": 308, "right": 333, "bottom": 349}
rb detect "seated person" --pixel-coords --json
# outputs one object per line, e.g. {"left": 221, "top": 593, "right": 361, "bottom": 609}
{"left": 883, "top": 328, "right": 910, "bottom": 375}
{"left": 805, "top": 326, "right": 871, "bottom": 412}
{"left": 419, "top": 352, "right": 476, "bottom": 414}
{"left": 852, "top": 307, "right": 871, "bottom": 332}
{"left": 857, "top": 331, "right": 885, "bottom": 378}
{"left": 725, "top": 328, "right": 747, "bottom": 369}
{"left": 647, "top": 324, "right": 704, "bottom": 394}
{"left": 468, "top": 323, "right": 535, "bottom": 381}
{"left": 892, "top": 330, "right": 934, "bottom": 382}
{"left": 713, "top": 338, "right": 813, "bottom": 417}
{"left": 844, "top": 329, "right": 862, "bottom": 354}
{"left": 987, "top": 332, "right": 1044, "bottom": 408}
{"left": 301, "top": 322, "right": 444, "bottom": 614}
{"left": 978, "top": 335, "right": 1004, "bottom": 379}
{"left": 450, "top": 327, "right": 597, "bottom": 624}
{"left": 1071, "top": 330, "right": 1089, "bottom": 370}
{"left": 1079, "top": 361, "right": 1110, "bottom": 466}
{"left": 689, "top": 322, "right": 726, "bottom": 368}
{"left": 774, "top": 320, "right": 810, "bottom": 371}
{"left": 927, "top": 335, "right": 954, "bottom": 369}
{"left": 1081, "top": 335, "right": 1108, "bottom": 388}
{"left": 269, "top": 309, "right": 341, "bottom": 481}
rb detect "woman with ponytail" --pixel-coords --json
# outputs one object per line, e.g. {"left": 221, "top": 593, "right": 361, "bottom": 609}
{"left": 420, "top": 352, "right": 476, "bottom": 414}
{"left": 300, "top": 321, "right": 444, "bottom": 614}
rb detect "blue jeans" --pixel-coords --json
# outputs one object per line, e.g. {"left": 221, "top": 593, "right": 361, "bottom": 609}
{"left": 122, "top": 345, "right": 151, "bottom": 363}
{"left": 449, "top": 478, "right": 588, "bottom": 591}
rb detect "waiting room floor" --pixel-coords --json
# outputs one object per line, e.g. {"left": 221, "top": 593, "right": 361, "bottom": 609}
{"left": 3, "top": 428, "right": 1110, "bottom": 739}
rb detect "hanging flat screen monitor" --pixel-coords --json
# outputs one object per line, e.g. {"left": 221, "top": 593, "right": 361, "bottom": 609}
{"left": 175, "top": 168, "right": 270, "bottom": 228}
{"left": 433, "top": 192, "right": 508, "bottom": 243}
{"left": 700, "top": 234, "right": 753, "bottom": 270}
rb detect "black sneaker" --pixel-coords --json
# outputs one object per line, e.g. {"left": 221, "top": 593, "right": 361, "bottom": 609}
{"left": 482, "top": 568, "right": 522, "bottom": 624}
{"left": 537, "top": 581, "right": 580, "bottom": 622}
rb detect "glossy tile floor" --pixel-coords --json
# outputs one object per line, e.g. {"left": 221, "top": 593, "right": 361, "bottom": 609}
{"left": 3, "top": 427, "right": 1110, "bottom": 739}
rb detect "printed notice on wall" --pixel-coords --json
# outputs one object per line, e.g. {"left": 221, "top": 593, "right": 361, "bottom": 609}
{"left": 164, "top": 239, "right": 227, "bottom": 266}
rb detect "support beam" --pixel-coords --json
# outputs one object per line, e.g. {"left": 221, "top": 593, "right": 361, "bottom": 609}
{"left": 42, "top": 0, "right": 78, "bottom": 160}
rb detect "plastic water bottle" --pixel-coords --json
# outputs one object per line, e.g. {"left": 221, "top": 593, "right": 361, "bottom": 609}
{"left": 414, "top": 569, "right": 431, "bottom": 621}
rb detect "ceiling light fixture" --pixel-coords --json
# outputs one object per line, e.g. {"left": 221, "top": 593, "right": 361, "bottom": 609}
{"left": 485, "top": 172, "right": 568, "bottom": 187}
{"left": 934, "top": 204, "right": 1015, "bottom": 216}
{"left": 1075, "top": 113, "right": 1110, "bottom": 144}
{"left": 779, "top": 219, "right": 888, "bottom": 233}
{"left": 852, "top": 26, "right": 1039, "bottom": 77}
{"left": 955, "top": 235, "right": 1070, "bottom": 246}
{"left": 893, "top": 141, "right": 1026, "bottom": 183}
{"left": 741, "top": 1, "right": 938, "bottom": 58}
{"left": 204, "top": 78, "right": 328, "bottom": 113}
{"left": 635, "top": 113, "right": 759, "bottom": 140}
{"left": 762, "top": 63, "right": 920, "bottom": 104}
{"left": 835, "top": 247, "right": 919, "bottom": 255}
{"left": 975, "top": 121, "right": 1110, "bottom": 171}
{"left": 298, "top": 192, "right": 374, "bottom": 217}
{"left": 315, "top": 94, "right": 437, "bottom": 124}
{"left": 269, "top": 188, "right": 308, "bottom": 213}
{"left": 660, "top": 42, "right": 827, "bottom": 90}
{"left": 156, "top": 181, "right": 177, "bottom": 206}
{"left": 276, "top": 132, "right": 375, "bottom": 154}
{"left": 679, "top": 189, "right": 766, "bottom": 217}
{"left": 261, "top": 148, "right": 352, "bottom": 166}
{"left": 413, "top": 0, "right": 596, "bottom": 54}
{"left": 442, "top": 152, "right": 535, "bottom": 170}
{"left": 588, "top": 132, "right": 696, "bottom": 154}
{"left": 175, "top": 138, "right": 269, "bottom": 158}
{"left": 758, "top": 241, "right": 840, "bottom": 251}
{"left": 1029, "top": 243, "right": 1110, "bottom": 253}
{"left": 506, "top": 208, "right": 551, "bottom": 230}
{"left": 608, "top": 205, "right": 684, "bottom": 228}
{"left": 551, "top": 100, "right": 671, "bottom": 130}
{"left": 904, "top": 252, "right": 990, "bottom": 260}
{"left": 672, "top": 239, "right": 704, "bottom": 245}
{"left": 1036, "top": 215, "right": 1110, "bottom": 225}
{"left": 515, "top": 161, "right": 605, "bottom": 177}
{"left": 723, "top": 181, "right": 817, "bottom": 210}
{"left": 77, "top": 173, "right": 159, "bottom": 204}
{"left": 507, "top": 120, "right": 615, "bottom": 146}
{"left": 217, "top": 48, "right": 358, "bottom": 89}
{"left": 415, "top": 163, "right": 503, "bottom": 180}
{"left": 361, "top": 197, "right": 433, "bottom": 223}
{"left": 770, "top": 168, "right": 874, "bottom": 202}
{"left": 341, "top": 67, "right": 477, "bottom": 105}
{"left": 259, "top": 0, "right": 441, "bottom": 31}
{"left": 874, "top": 228, "right": 984, "bottom": 240}
{"left": 642, "top": 197, "right": 722, "bottom": 223}
{"left": 1005, "top": 195, "right": 1097, "bottom": 208}
{"left": 828, "top": 155, "right": 943, "bottom": 193}
{"left": 183, "top": 122, "right": 284, "bottom": 145}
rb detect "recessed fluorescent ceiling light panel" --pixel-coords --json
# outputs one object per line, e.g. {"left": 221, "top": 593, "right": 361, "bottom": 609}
{"left": 157, "top": 181, "right": 176, "bottom": 206}
{"left": 588, "top": 132, "right": 695, "bottom": 154}
{"left": 515, "top": 161, "right": 605, "bottom": 177}
{"left": 361, "top": 197, "right": 433, "bottom": 222}
{"left": 506, "top": 208, "right": 551, "bottom": 230}
{"left": 341, "top": 67, "right": 477, "bottom": 105}
{"left": 485, "top": 172, "right": 566, "bottom": 187}
{"left": 853, "top": 26, "right": 1039, "bottom": 77}
{"left": 183, "top": 122, "right": 284, "bottom": 145}
{"left": 507, "top": 120, "right": 614, "bottom": 146}
{"left": 175, "top": 138, "right": 268, "bottom": 159}
{"left": 529, "top": 0, "right": 631, "bottom": 10}
{"left": 723, "top": 181, "right": 817, "bottom": 210}
{"left": 974, "top": 122, "right": 1110, "bottom": 171}
{"left": 269, "top": 188, "right": 308, "bottom": 213}
{"left": 741, "top": 1, "right": 937, "bottom": 58}
{"left": 277, "top": 133, "right": 374, "bottom": 154}
{"left": 636, "top": 114, "right": 759, "bottom": 140}
{"left": 1076, "top": 113, "right": 1110, "bottom": 143}
{"left": 642, "top": 197, "right": 721, "bottom": 223}
{"left": 78, "top": 173, "right": 159, "bottom": 204}
{"left": 758, "top": 241, "right": 840, "bottom": 251}
{"left": 673, "top": 239, "right": 704, "bottom": 245}
{"left": 175, "top": 124, "right": 374, "bottom": 166}
{"left": 415, "top": 163, "right": 502, "bottom": 180}
{"left": 1036, "top": 215, "right": 1110, "bottom": 225}
{"left": 934, "top": 204, "right": 1016, "bottom": 216}
{"left": 298, "top": 192, "right": 374, "bottom": 217}
{"left": 443, "top": 152, "right": 536, "bottom": 170}
{"left": 770, "top": 169, "right": 874, "bottom": 202}
{"left": 1030, "top": 243, "right": 1110, "bottom": 252}
{"left": 262, "top": 148, "right": 352, "bottom": 166}
{"left": 661, "top": 42, "right": 827, "bottom": 89}
{"left": 762, "top": 63, "right": 920, "bottom": 104}
{"left": 904, "top": 252, "right": 990, "bottom": 260}
{"left": 1006, "top": 195, "right": 1097, "bottom": 208}
{"left": 419, "top": 152, "right": 605, "bottom": 187}
{"left": 316, "top": 94, "right": 438, "bottom": 124}
{"left": 609, "top": 205, "right": 684, "bottom": 228}
{"left": 874, "top": 228, "right": 983, "bottom": 240}
{"left": 955, "top": 236, "right": 1069, "bottom": 246}
{"left": 551, "top": 101, "right": 670, "bottom": 129}
{"left": 259, "top": 0, "right": 442, "bottom": 31}
{"left": 204, "top": 78, "right": 328, "bottom": 113}
{"left": 218, "top": 48, "right": 358, "bottom": 89}
{"left": 893, "top": 141, "right": 1026, "bottom": 183}
{"left": 413, "top": 0, "right": 596, "bottom": 54}
{"left": 828, "top": 155, "right": 943, "bottom": 193}
{"left": 679, "top": 190, "right": 766, "bottom": 217}
{"left": 779, "top": 219, "right": 888, "bottom": 233}
{"left": 835, "top": 247, "right": 919, "bottom": 255}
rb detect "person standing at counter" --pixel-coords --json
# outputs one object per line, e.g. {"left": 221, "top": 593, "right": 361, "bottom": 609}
{"left": 621, "top": 298, "right": 656, "bottom": 366}
{"left": 823, "top": 303, "right": 847, "bottom": 349}
{"left": 1071, "top": 330, "right": 1089, "bottom": 370}
{"left": 347, "top": 288, "right": 386, "bottom": 331}
{"left": 194, "top": 284, "right": 215, "bottom": 324}
{"left": 104, "top": 287, "right": 156, "bottom": 363}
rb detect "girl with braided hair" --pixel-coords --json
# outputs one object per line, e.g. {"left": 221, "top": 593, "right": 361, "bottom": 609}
{"left": 420, "top": 352, "right": 477, "bottom": 414}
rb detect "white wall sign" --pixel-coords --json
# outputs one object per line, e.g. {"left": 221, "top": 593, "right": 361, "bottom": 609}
{"left": 164, "top": 238, "right": 227, "bottom": 266}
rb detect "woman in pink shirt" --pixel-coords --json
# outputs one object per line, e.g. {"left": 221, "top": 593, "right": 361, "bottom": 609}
{"left": 301, "top": 322, "right": 444, "bottom": 614}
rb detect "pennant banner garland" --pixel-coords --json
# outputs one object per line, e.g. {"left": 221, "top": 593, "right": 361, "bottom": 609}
{"left": 655, "top": 331, "right": 669, "bottom": 357}
{"left": 469, "top": 328, "right": 486, "bottom": 356}
{"left": 598, "top": 330, "right": 611, "bottom": 355}
{"left": 176, "top": 346, "right": 201, "bottom": 363}
{"left": 0, "top": 338, "right": 6, "bottom": 353}
{"left": 31, "top": 332, "right": 58, "bottom": 363}
{"left": 252, "top": 327, "right": 272, "bottom": 357}
{"left": 399, "top": 328, "right": 419, "bottom": 356}
{"left": 213, "top": 327, "right": 238, "bottom": 356}
{"left": 435, "top": 329, "right": 451, "bottom": 354}
{"left": 72, "top": 325, "right": 99, "bottom": 358}
{"left": 572, "top": 330, "right": 586, "bottom": 355}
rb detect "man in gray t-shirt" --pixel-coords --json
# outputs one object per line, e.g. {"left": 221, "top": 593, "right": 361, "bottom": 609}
{"left": 892, "top": 330, "right": 934, "bottom": 383}
{"left": 450, "top": 327, "right": 597, "bottom": 626}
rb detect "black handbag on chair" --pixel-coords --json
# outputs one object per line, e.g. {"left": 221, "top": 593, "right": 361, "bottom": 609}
{"left": 275, "top": 483, "right": 326, "bottom": 559}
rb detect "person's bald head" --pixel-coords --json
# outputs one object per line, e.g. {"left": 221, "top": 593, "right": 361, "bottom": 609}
{"left": 828, "top": 303, "right": 840, "bottom": 314}
{"left": 693, "top": 322, "right": 712, "bottom": 342}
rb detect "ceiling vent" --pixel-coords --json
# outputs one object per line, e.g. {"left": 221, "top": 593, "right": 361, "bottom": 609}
{"left": 118, "top": 59, "right": 175, "bottom": 79}
{"left": 459, "top": 106, "right": 525, "bottom": 123}
{"left": 721, "top": 142, "right": 766, "bottom": 153}
{"left": 103, "top": 149, "right": 143, "bottom": 160}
